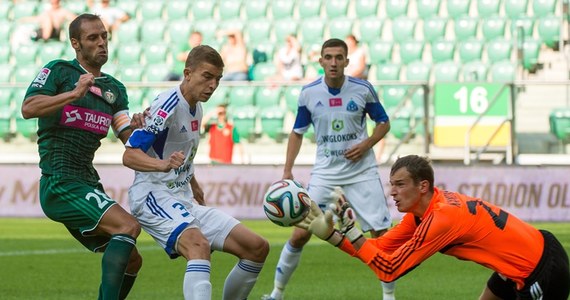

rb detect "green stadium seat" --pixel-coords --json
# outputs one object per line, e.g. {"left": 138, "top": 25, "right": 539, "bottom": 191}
{"left": 453, "top": 16, "right": 479, "bottom": 41}
{"left": 271, "top": 0, "right": 295, "bottom": 19}
{"left": 446, "top": 0, "right": 471, "bottom": 19}
{"left": 116, "top": 0, "right": 139, "bottom": 18}
{"left": 14, "top": 64, "right": 38, "bottom": 83}
{"left": 486, "top": 38, "right": 512, "bottom": 63}
{"left": 118, "top": 65, "right": 144, "bottom": 82}
{"left": 15, "top": 113, "right": 37, "bottom": 141}
{"left": 430, "top": 40, "right": 455, "bottom": 63}
{"left": 102, "top": 63, "right": 118, "bottom": 77}
{"left": 0, "top": 64, "right": 11, "bottom": 83}
{"left": 386, "top": 0, "right": 409, "bottom": 19}
{"left": 14, "top": 43, "right": 38, "bottom": 65}
{"left": 0, "top": 1, "right": 12, "bottom": 20}
{"left": 490, "top": 60, "right": 516, "bottom": 81}
{"left": 251, "top": 41, "right": 276, "bottom": 62}
{"left": 405, "top": 61, "right": 431, "bottom": 81}
{"left": 521, "top": 39, "right": 541, "bottom": 71}
{"left": 0, "top": 21, "right": 11, "bottom": 42}
{"left": 194, "top": 19, "right": 219, "bottom": 43}
{"left": 117, "top": 43, "right": 142, "bottom": 65}
{"left": 38, "top": 42, "right": 65, "bottom": 64}
{"left": 388, "top": 108, "right": 412, "bottom": 140}
{"left": 325, "top": 0, "right": 349, "bottom": 18}
{"left": 368, "top": 41, "right": 393, "bottom": 64}
{"left": 358, "top": 17, "right": 383, "bottom": 43}
{"left": 382, "top": 86, "right": 407, "bottom": 109}
{"left": 298, "top": 0, "right": 322, "bottom": 18}
{"left": 219, "top": 0, "right": 242, "bottom": 20}
{"left": 532, "top": 0, "right": 557, "bottom": 18}
{"left": 399, "top": 40, "right": 425, "bottom": 64}
{"left": 416, "top": 0, "right": 441, "bottom": 19}
{"left": 229, "top": 85, "right": 256, "bottom": 107}
{"left": 165, "top": 0, "right": 190, "bottom": 20}
{"left": 458, "top": 39, "right": 484, "bottom": 63}
{"left": 549, "top": 108, "right": 570, "bottom": 148}
{"left": 476, "top": 0, "right": 501, "bottom": 18}
{"left": 355, "top": 0, "right": 379, "bottom": 18}
{"left": 504, "top": 0, "right": 528, "bottom": 18}
{"left": 127, "top": 88, "right": 146, "bottom": 109}
{"left": 219, "top": 19, "right": 245, "bottom": 32}
{"left": 245, "top": 19, "right": 272, "bottom": 44}
{"left": 115, "top": 21, "right": 140, "bottom": 43}
{"left": 192, "top": 0, "right": 216, "bottom": 20}
{"left": 481, "top": 17, "right": 507, "bottom": 41}
{"left": 251, "top": 62, "right": 277, "bottom": 81}
{"left": 273, "top": 18, "right": 298, "bottom": 42}
{"left": 12, "top": 1, "right": 37, "bottom": 19}
{"left": 140, "top": 2, "right": 164, "bottom": 20}
{"left": 462, "top": 61, "right": 488, "bottom": 81}
{"left": 259, "top": 106, "right": 286, "bottom": 142}
{"left": 300, "top": 18, "right": 325, "bottom": 45}
{"left": 284, "top": 85, "right": 302, "bottom": 113}
{"left": 207, "top": 85, "right": 230, "bottom": 107}
{"left": 255, "top": 86, "right": 283, "bottom": 109}
{"left": 167, "top": 20, "right": 193, "bottom": 48}
{"left": 537, "top": 15, "right": 562, "bottom": 49}
{"left": 391, "top": 17, "right": 416, "bottom": 43}
{"left": 0, "top": 89, "right": 13, "bottom": 141}
{"left": 144, "top": 64, "right": 170, "bottom": 82}
{"left": 375, "top": 63, "right": 401, "bottom": 81}
{"left": 229, "top": 105, "right": 258, "bottom": 141}
{"left": 510, "top": 16, "right": 535, "bottom": 38}
{"left": 141, "top": 20, "right": 166, "bottom": 44}
{"left": 433, "top": 61, "right": 460, "bottom": 81}
{"left": 245, "top": 0, "right": 268, "bottom": 19}
{"left": 422, "top": 17, "right": 448, "bottom": 42}
{"left": 328, "top": 17, "right": 354, "bottom": 39}
{"left": 0, "top": 44, "right": 9, "bottom": 64}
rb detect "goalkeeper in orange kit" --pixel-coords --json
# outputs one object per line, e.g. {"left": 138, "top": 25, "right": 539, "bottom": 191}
{"left": 298, "top": 155, "right": 570, "bottom": 300}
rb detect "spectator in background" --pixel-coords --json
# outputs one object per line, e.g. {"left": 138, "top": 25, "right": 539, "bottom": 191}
{"left": 273, "top": 35, "right": 303, "bottom": 81}
{"left": 219, "top": 29, "right": 249, "bottom": 81}
{"left": 22, "top": 0, "right": 76, "bottom": 42}
{"left": 303, "top": 44, "right": 324, "bottom": 81}
{"left": 202, "top": 104, "right": 245, "bottom": 164}
{"left": 166, "top": 31, "right": 203, "bottom": 81}
{"left": 344, "top": 34, "right": 368, "bottom": 79}
{"left": 88, "top": 0, "right": 130, "bottom": 37}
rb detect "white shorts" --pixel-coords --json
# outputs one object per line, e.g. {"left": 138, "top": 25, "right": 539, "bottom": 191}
{"left": 129, "top": 189, "right": 240, "bottom": 258}
{"left": 307, "top": 179, "right": 392, "bottom": 232}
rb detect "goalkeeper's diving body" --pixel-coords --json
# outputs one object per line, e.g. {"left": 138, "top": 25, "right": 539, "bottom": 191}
{"left": 299, "top": 155, "right": 570, "bottom": 300}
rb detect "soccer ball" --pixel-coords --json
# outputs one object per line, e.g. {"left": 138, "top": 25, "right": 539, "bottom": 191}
{"left": 263, "top": 179, "right": 312, "bottom": 227}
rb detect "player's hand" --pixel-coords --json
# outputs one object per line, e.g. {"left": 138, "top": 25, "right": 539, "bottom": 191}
{"left": 344, "top": 141, "right": 369, "bottom": 162}
{"left": 192, "top": 183, "right": 206, "bottom": 206}
{"left": 162, "top": 151, "right": 185, "bottom": 172}
{"left": 295, "top": 200, "right": 343, "bottom": 246}
{"left": 329, "top": 187, "right": 363, "bottom": 243}
{"left": 130, "top": 107, "right": 150, "bottom": 129}
{"left": 73, "top": 73, "right": 95, "bottom": 99}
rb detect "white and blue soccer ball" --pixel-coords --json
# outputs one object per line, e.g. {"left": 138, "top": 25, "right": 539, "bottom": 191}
{"left": 263, "top": 179, "right": 311, "bottom": 227}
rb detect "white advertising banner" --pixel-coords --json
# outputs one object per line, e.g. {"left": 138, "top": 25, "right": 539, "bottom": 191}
{"left": 0, "top": 164, "right": 569, "bottom": 222}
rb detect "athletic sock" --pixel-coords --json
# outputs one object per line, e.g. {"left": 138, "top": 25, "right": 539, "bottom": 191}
{"left": 119, "top": 273, "right": 137, "bottom": 300}
{"left": 382, "top": 281, "right": 396, "bottom": 300}
{"left": 222, "top": 259, "right": 264, "bottom": 300}
{"left": 99, "top": 234, "right": 136, "bottom": 300}
{"left": 184, "top": 259, "right": 211, "bottom": 300}
{"left": 270, "top": 241, "right": 303, "bottom": 300}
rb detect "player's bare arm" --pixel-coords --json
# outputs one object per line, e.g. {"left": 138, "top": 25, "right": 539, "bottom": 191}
{"left": 123, "top": 148, "right": 185, "bottom": 172}
{"left": 190, "top": 176, "right": 206, "bottom": 206}
{"left": 283, "top": 131, "right": 303, "bottom": 179}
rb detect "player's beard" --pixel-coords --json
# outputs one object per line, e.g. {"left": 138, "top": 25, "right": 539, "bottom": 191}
{"left": 78, "top": 42, "right": 108, "bottom": 68}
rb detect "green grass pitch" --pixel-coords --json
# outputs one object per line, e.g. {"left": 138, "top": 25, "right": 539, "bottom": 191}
{"left": 0, "top": 218, "right": 568, "bottom": 299}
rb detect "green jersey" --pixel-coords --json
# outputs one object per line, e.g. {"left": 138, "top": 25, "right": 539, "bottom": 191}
{"left": 25, "top": 59, "right": 129, "bottom": 184}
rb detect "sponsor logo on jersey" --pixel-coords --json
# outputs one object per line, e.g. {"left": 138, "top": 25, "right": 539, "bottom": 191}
{"left": 320, "top": 133, "right": 358, "bottom": 143}
{"left": 147, "top": 124, "right": 160, "bottom": 134}
{"left": 329, "top": 98, "right": 342, "bottom": 107}
{"left": 153, "top": 116, "right": 164, "bottom": 126}
{"left": 60, "top": 105, "right": 111, "bottom": 135}
{"left": 323, "top": 147, "right": 348, "bottom": 158}
{"left": 316, "top": 101, "right": 324, "bottom": 107}
{"left": 180, "top": 125, "right": 187, "bottom": 133}
{"left": 157, "top": 109, "right": 168, "bottom": 118}
{"left": 89, "top": 86, "right": 102, "bottom": 97}
{"left": 191, "top": 120, "right": 199, "bottom": 131}
{"left": 332, "top": 119, "right": 344, "bottom": 131}
{"left": 32, "top": 68, "right": 51, "bottom": 87}
{"left": 347, "top": 100, "right": 358, "bottom": 112}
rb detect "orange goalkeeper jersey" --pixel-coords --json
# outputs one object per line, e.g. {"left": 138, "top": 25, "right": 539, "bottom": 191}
{"left": 340, "top": 187, "right": 543, "bottom": 288}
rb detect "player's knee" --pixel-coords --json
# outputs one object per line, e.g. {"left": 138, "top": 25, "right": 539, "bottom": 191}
{"left": 251, "top": 236, "right": 270, "bottom": 261}
{"left": 118, "top": 217, "right": 141, "bottom": 238}
{"left": 128, "top": 251, "right": 143, "bottom": 273}
{"left": 289, "top": 229, "right": 312, "bottom": 248}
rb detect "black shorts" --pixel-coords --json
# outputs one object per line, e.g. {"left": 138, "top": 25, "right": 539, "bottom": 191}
{"left": 487, "top": 230, "right": 570, "bottom": 300}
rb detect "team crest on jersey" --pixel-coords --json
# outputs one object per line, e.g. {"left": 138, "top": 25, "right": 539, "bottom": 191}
{"left": 332, "top": 119, "right": 344, "bottom": 131}
{"left": 346, "top": 100, "right": 358, "bottom": 112}
{"left": 32, "top": 68, "right": 51, "bottom": 87}
{"left": 329, "top": 98, "right": 342, "bottom": 107}
{"left": 104, "top": 90, "right": 116, "bottom": 104}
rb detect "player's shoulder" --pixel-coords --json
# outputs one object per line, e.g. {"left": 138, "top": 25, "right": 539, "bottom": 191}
{"left": 346, "top": 76, "right": 376, "bottom": 92}
{"left": 152, "top": 88, "right": 182, "bottom": 113}
{"left": 301, "top": 77, "right": 323, "bottom": 92}
{"left": 42, "top": 59, "right": 75, "bottom": 70}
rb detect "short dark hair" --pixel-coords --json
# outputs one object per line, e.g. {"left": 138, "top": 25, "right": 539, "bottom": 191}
{"left": 390, "top": 155, "right": 435, "bottom": 192}
{"left": 69, "top": 14, "right": 102, "bottom": 40}
{"left": 321, "top": 38, "right": 348, "bottom": 56}
{"left": 185, "top": 45, "right": 225, "bottom": 70}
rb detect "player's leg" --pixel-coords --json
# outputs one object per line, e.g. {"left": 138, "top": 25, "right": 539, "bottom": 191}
{"left": 221, "top": 224, "right": 269, "bottom": 300}
{"left": 344, "top": 180, "right": 395, "bottom": 300}
{"left": 481, "top": 273, "right": 515, "bottom": 300}
{"left": 177, "top": 228, "right": 213, "bottom": 300}
{"left": 119, "top": 247, "right": 143, "bottom": 300}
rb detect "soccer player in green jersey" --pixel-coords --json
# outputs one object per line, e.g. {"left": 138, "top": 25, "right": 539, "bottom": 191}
{"left": 21, "top": 14, "right": 142, "bottom": 300}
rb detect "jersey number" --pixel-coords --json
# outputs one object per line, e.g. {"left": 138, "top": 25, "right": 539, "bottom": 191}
{"left": 172, "top": 202, "right": 190, "bottom": 217}
{"left": 466, "top": 200, "right": 508, "bottom": 230}
{"left": 85, "top": 189, "right": 112, "bottom": 209}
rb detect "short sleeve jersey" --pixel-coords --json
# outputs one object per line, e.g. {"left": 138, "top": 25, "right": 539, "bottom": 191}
{"left": 25, "top": 59, "right": 129, "bottom": 183}
{"left": 126, "top": 86, "right": 201, "bottom": 199}
{"left": 293, "top": 76, "right": 389, "bottom": 185}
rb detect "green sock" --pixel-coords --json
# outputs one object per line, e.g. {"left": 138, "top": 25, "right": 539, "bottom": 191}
{"left": 99, "top": 234, "right": 136, "bottom": 300}
{"left": 119, "top": 273, "right": 137, "bottom": 300}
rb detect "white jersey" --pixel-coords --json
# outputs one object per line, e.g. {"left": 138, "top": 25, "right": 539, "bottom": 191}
{"left": 293, "top": 76, "right": 389, "bottom": 185}
{"left": 126, "top": 85, "right": 202, "bottom": 200}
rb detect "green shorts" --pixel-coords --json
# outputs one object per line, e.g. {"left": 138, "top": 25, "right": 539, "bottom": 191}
{"left": 40, "top": 175, "right": 117, "bottom": 252}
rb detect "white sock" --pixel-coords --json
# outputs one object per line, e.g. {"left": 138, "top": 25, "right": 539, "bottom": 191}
{"left": 382, "top": 281, "right": 396, "bottom": 300}
{"left": 222, "top": 259, "right": 264, "bottom": 300}
{"left": 184, "top": 259, "right": 212, "bottom": 300}
{"left": 270, "top": 241, "right": 303, "bottom": 300}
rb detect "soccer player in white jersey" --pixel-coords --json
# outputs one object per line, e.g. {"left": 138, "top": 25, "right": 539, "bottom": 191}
{"left": 263, "top": 39, "right": 395, "bottom": 300}
{"left": 122, "top": 45, "right": 269, "bottom": 300}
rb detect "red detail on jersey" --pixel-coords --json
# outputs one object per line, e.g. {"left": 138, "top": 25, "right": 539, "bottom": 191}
{"left": 329, "top": 98, "right": 342, "bottom": 106}
{"left": 89, "top": 86, "right": 102, "bottom": 97}
{"left": 157, "top": 109, "right": 168, "bottom": 118}
{"left": 191, "top": 120, "right": 199, "bottom": 131}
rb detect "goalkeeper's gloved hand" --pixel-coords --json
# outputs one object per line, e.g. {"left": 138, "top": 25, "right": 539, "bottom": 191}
{"left": 295, "top": 200, "right": 343, "bottom": 246}
{"left": 329, "top": 187, "right": 363, "bottom": 243}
